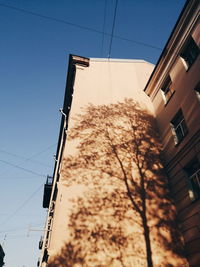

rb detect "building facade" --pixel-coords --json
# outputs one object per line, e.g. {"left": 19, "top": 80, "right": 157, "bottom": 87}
{"left": 39, "top": 1, "right": 199, "bottom": 266}
{"left": 144, "top": 0, "right": 200, "bottom": 266}
{"left": 39, "top": 56, "right": 188, "bottom": 267}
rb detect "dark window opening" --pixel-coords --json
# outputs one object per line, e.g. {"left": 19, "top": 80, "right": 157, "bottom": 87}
{"left": 161, "top": 76, "right": 174, "bottom": 103}
{"left": 171, "top": 109, "right": 188, "bottom": 145}
{"left": 180, "top": 37, "right": 199, "bottom": 69}
{"left": 184, "top": 158, "right": 200, "bottom": 201}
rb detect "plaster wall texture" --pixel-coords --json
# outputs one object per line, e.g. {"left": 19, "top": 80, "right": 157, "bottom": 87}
{"left": 47, "top": 59, "right": 188, "bottom": 267}
{"left": 144, "top": 11, "right": 200, "bottom": 266}
{"left": 150, "top": 19, "right": 200, "bottom": 162}
{"left": 49, "top": 60, "right": 155, "bottom": 256}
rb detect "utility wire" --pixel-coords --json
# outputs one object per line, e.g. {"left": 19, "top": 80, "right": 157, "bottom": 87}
{"left": 101, "top": 0, "right": 107, "bottom": 57}
{"left": 108, "top": 0, "right": 119, "bottom": 58}
{"left": 0, "top": 2, "right": 162, "bottom": 51}
{"left": 21, "top": 143, "right": 56, "bottom": 160}
{"left": 0, "top": 143, "right": 56, "bottom": 176}
{"left": 0, "top": 149, "right": 51, "bottom": 168}
{"left": 0, "top": 184, "right": 43, "bottom": 226}
{"left": 113, "top": 34, "right": 162, "bottom": 51}
{"left": 0, "top": 159, "right": 46, "bottom": 177}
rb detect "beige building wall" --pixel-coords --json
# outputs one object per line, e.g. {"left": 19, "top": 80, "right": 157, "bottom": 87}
{"left": 39, "top": 2, "right": 199, "bottom": 266}
{"left": 40, "top": 57, "right": 188, "bottom": 267}
{"left": 48, "top": 59, "right": 155, "bottom": 256}
{"left": 68, "top": 59, "right": 155, "bottom": 113}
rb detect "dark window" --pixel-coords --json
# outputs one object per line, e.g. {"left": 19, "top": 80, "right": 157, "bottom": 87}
{"left": 184, "top": 158, "right": 200, "bottom": 201}
{"left": 180, "top": 37, "right": 199, "bottom": 69}
{"left": 161, "top": 76, "right": 174, "bottom": 103}
{"left": 171, "top": 109, "right": 188, "bottom": 144}
{"left": 194, "top": 81, "right": 200, "bottom": 101}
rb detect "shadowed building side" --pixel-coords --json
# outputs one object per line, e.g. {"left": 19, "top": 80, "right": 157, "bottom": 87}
{"left": 39, "top": 55, "right": 188, "bottom": 267}
{"left": 144, "top": 0, "right": 200, "bottom": 266}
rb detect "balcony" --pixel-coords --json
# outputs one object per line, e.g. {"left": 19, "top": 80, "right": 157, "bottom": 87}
{"left": 42, "top": 175, "right": 53, "bottom": 208}
{"left": 39, "top": 236, "right": 43, "bottom": 250}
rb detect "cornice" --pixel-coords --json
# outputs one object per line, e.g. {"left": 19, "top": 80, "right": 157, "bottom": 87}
{"left": 144, "top": 0, "right": 200, "bottom": 99}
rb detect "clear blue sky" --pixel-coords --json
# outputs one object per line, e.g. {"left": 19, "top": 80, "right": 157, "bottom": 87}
{"left": 0, "top": 0, "right": 186, "bottom": 266}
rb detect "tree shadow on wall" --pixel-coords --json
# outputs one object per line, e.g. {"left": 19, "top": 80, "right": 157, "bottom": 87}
{"left": 48, "top": 99, "right": 188, "bottom": 267}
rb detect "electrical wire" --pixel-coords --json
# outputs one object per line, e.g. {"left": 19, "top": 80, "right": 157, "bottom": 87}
{"left": 113, "top": 34, "right": 162, "bottom": 51}
{"left": 21, "top": 143, "right": 56, "bottom": 160}
{"left": 101, "top": 0, "right": 107, "bottom": 57}
{"left": 0, "top": 184, "right": 43, "bottom": 226}
{"left": 0, "top": 148, "right": 51, "bottom": 168}
{"left": 0, "top": 2, "right": 162, "bottom": 51}
{"left": 0, "top": 143, "right": 56, "bottom": 177}
{"left": 0, "top": 159, "right": 46, "bottom": 177}
{"left": 108, "top": 0, "right": 119, "bottom": 58}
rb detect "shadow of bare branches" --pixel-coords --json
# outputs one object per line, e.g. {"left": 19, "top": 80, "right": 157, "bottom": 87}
{"left": 48, "top": 99, "right": 188, "bottom": 267}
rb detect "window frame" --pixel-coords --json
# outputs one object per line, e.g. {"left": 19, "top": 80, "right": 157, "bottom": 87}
{"left": 180, "top": 37, "right": 199, "bottom": 70}
{"left": 194, "top": 81, "right": 200, "bottom": 102}
{"left": 184, "top": 158, "right": 200, "bottom": 201}
{"left": 189, "top": 169, "right": 200, "bottom": 201}
{"left": 170, "top": 109, "right": 188, "bottom": 145}
{"left": 161, "top": 76, "right": 175, "bottom": 104}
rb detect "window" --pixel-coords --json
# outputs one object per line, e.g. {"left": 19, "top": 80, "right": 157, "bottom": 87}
{"left": 171, "top": 109, "right": 188, "bottom": 144}
{"left": 184, "top": 158, "right": 200, "bottom": 201}
{"left": 194, "top": 81, "right": 200, "bottom": 101}
{"left": 180, "top": 37, "right": 199, "bottom": 69}
{"left": 161, "top": 76, "right": 174, "bottom": 103}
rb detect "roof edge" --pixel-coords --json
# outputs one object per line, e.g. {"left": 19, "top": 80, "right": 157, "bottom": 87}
{"left": 90, "top": 58, "right": 154, "bottom": 65}
{"left": 144, "top": 0, "right": 196, "bottom": 95}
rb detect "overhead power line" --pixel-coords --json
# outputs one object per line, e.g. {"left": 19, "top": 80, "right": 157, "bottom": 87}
{"left": 0, "top": 226, "right": 30, "bottom": 234}
{"left": 0, "top": 159, "right": 46, "bottom": 177}
{"left": 0, "top": 143, "right": 56, "bottom": 177}
{"left": 0, "top": 184, "right": 43, "bottom": 226}
{"left": 22, "top": 143, "right": 57, "bottom": 160}
{"left": 108, "top": 0, "right": 119, "bottom": 58}
{"left": 101, "top": 0, "right": 107, "bottom": 56}
{"left": 0, "top": 149, "right": 51, "bottom": 168}
{"left": 0, "top": 3, "right": 162, "bottom": 51}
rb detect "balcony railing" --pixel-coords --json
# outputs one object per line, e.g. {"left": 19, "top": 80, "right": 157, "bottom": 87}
{"left": 42, "top": 175, "right": 53, "bottom": 208}
{"left": 39, "top": 236, "right": 43, "bottom": 250}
